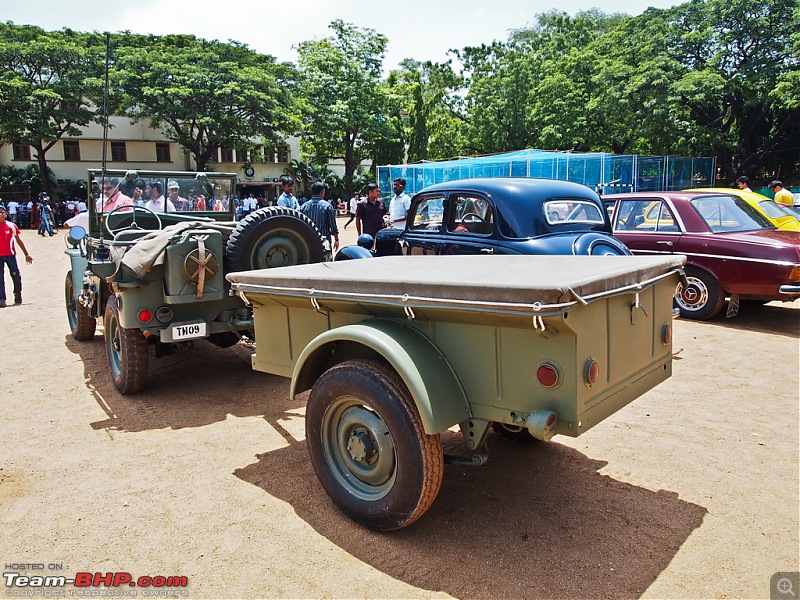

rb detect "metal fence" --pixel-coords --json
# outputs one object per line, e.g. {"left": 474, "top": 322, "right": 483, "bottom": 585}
{"left": 378, "top": 150, "right": 716, "bottom": 197}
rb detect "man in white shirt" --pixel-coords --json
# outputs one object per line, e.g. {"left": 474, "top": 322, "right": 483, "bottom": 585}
{"left": 388, "top": 178, "right": 411, "bottom": 228}
{"left": 145, "top": 181, "right": 176, "bottom": 213}
{"left": 6, "top": 200, "right": 18, "bottom": 224}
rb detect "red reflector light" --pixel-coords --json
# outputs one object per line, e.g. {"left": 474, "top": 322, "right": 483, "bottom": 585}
{"left": 585, "top": 359, "right": 600, "bottom": 385}
{"left": 537, "top": 363, "right": 560, "bottom": 388}
{"left": 138, "top": 309, "right": 153, "bottom": 323}
{"left": 662, "top": 323, "right": 672, "bottom": 345}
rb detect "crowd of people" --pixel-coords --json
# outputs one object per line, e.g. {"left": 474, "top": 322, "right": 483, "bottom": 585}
{"left": 0, "top": 193, "right": 87, "bottom": 233}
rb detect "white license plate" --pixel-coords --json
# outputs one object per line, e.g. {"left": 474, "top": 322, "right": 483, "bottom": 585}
{"left": 170, "top": 322, "right": 207, "bottom": 341}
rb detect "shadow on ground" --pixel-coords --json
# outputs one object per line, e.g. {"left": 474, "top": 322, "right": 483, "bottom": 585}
{"left": 64, "top": 333, "right": 294, "bottom": 432}
{"left": 703, "top": 301, "right": 800, "bottom": 338}
{"left": 236, "top": 431, "right": 707, "bottom": 599}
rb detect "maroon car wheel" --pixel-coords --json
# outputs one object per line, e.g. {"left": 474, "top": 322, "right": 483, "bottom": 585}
{"left": 675, "top": 268, "right": 725, "bottom": 320}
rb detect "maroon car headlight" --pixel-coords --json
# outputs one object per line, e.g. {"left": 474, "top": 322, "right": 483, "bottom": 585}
{"left": 789, "top": 266, "right": 800, "bottom": 282}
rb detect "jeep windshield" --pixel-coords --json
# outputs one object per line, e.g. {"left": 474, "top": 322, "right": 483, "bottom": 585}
{"left": 86, "top": 169, "right": 237, "bottom": 236}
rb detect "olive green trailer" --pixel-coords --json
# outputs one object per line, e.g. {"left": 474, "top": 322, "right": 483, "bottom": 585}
{"left": 228, "top": 254, "right": 685, "bottom": 531}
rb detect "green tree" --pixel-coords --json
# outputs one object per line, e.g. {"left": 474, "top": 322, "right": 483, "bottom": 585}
{"left": 113, "top": 34, "right": 301, "bottom": 172}
{"left": 659, "top": 0, "right": 800, "bottom": 180}
{"left": 0, "top": 23, "right": 104, "bottom": 199}
{"left": 297, "top": 20, "right": 395, "bottom": 196}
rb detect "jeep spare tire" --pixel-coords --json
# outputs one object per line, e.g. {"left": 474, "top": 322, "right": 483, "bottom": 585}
{"left": 225, "top": 207, "right": 326, "bottom": 272}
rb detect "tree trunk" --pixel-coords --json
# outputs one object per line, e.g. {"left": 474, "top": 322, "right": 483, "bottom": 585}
{"left": 33, "top": 145, "right": 56, "bottom": 200}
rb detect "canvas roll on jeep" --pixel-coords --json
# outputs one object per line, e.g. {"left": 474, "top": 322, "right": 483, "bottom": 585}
{"left": 64, "top": 169, "right": 327, "bottom": 394}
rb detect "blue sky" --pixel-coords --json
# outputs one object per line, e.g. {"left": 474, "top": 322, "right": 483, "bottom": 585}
{"left": 1, "top": 0, "right": 682, "bottom": 72}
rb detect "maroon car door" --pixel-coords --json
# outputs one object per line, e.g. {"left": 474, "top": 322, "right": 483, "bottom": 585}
{"left": 611, "top": 198, "right": 683, "bottom": 256}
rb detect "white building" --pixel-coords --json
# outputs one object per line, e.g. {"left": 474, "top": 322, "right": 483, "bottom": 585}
{"left": 0, "top": 116, "right": 299, "bottom": 199}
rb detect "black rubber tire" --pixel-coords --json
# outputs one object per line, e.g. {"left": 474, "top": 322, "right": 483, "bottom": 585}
{"left": 225, "top": 207, "right": 326, "bottom": 272}
{"left": 104, "top": 296, "right": 149, "bottom": 394}
{"left": 65, "top": 271, "right": 96, "bottom": 341}
{"left": 306, "top": 359, "right": 444, "bottom": 531}
{"left": 674, "top": 267, "right": 726, "bottom": 320}
{"left": 491, "top": 421, "right": 542, "bottom": 444}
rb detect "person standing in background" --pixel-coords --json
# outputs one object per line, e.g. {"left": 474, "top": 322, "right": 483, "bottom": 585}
{"left": 299, "top": 181, "right": 339, "bottom": 255}
{"left": 388, "top": 178, "right": 411, "bottom": 228}
{"left": 355, "top": 183, "right": 387, "bottom": 241}
{"left": 277, "top": 176, "right": 300, "bottom": 209}
{"left": 0, "top": 206, "right": 33, "bottom": 307}
{"left": 736, "top": 176, "right": 752, "bottom": 192}
{"left": 769, "top": 181, "right": 794, "bottom": 206}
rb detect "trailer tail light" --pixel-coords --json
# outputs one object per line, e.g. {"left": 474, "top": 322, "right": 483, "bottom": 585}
{"left": 662, "top": 322, "right": 672, "bottom": 345}
{"left": 156, "top": 306, "right": 174, "bottom": 323}
{"left": 584, "top": 358, "right": 600, "bottom": 386}
{"left": 137, "top": 309, "right": 153, "bottom": 323}
{"left": 537, "top": 362, "right": 561, "bottom": 388}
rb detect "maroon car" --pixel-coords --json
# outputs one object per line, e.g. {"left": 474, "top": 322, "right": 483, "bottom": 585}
{"left": 608, "top": 191, "right": 800, "bottom": 319}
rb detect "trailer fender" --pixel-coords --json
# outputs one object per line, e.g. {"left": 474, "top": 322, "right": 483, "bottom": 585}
{"left": 291, "top": 319, "right": 472, "bottom": 435}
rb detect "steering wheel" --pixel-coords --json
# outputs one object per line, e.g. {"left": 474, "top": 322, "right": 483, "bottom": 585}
{"left": 461, "top": 212, "right": 486, "bottom": 224}
{"left": 104, "top": 205, "right": 163, "bottom": 237}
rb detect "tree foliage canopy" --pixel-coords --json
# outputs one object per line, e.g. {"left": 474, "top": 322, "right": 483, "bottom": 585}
{"left": 113, "top": 34, "right": 301, "bottom": 172}
{"left": 0, "top": 23, "right": 104, "bottom": 196}
{"left": 1, "top": 0, "right": 798, "bottom": 193}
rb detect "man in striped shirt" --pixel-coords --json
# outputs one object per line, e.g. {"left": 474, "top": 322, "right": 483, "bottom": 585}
{"left": 299, "top": 181, "right": 339, "bottom": 255}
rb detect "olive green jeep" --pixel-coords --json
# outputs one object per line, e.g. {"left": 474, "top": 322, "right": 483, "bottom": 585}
{"left": 64, "top": 169, "right": 326, "bottom": 394}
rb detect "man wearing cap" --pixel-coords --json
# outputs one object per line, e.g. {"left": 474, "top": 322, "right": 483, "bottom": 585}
{"left": 0, "top": 206, "right": 33, "bottom": 307}
{"left": 147, "top": 181, "right": 177, "bottom": 212}
{"left": 96, "top": 178, "right": 133, "bottom": 213}
{"left": 169, "top": 180, "right": 192, "bottom": 211}
{"left": 769, "top": 181, "right": 794, "bottom": 206}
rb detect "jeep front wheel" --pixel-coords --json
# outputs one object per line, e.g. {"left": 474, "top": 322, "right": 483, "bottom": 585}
{"left": 225, "top": 207, "right": 326, "bottom": 272}
{"left": 305, "top": 359, "right": 444, "bottom": 531}
{"left": 65, "top": 271, "right": 96, "bottom": 341}
{"left": 104, "top": 296, "right": 149, "bottom": 394}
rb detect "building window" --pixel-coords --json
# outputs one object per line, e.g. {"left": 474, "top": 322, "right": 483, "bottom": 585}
{"left": 12, "top": 142, "right": 31, "bottom": 161}
{"left": 63, "top": 140, "right": 81, "bottom": 161}
{"left": 220, "top": 147, "right": 233, "bottom": 163}
{"left": 155, "top": 142, "right": 171, "bottom": 163}
{"left": 110, "top": 141, "right": 127, "bottom": 162}
{"left": 236, "top": 148, "right": 249, "bottom": 163}
{"left": 277, "top": 145, "right": 289, "bottom": 163}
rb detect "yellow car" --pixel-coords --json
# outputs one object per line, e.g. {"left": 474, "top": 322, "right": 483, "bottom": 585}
{"left": 685, "top": 188, "right": 800, "bottom": 231}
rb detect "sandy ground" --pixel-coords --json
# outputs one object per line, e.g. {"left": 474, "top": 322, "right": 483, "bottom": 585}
{"left": 1, "top": 217, "right": 798, "bottom": 600}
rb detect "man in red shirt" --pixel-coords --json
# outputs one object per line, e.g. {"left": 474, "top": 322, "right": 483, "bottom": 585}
{"left": 0, "top": 206, "right": 33, "bottom": 307}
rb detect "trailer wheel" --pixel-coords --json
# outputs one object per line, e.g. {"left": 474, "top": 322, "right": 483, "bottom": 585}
{"left": 104, "top": 296, "right": 149, "bottom": 394}
{"left": 306, "top": 359, "right": 444, "bottom": 531}
{"left": 65, "top": 271, "right": 96, "bottom": 341}
{"left": 491, "top": 422, "right": 541, "bottom": 443}
{"left": 674, "top": 267, "right": 725, "bottom": 320}
{"left": 225, "top": 207, "right": 326, "bottom": 272}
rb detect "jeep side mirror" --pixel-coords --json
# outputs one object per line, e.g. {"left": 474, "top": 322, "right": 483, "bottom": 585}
{"left": 67, "top": 225, "right": 87, "bottom": 246}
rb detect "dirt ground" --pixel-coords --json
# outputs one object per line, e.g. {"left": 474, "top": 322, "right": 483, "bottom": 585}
{"left": 1, "top": 218, "right": 798, "bottom": 600}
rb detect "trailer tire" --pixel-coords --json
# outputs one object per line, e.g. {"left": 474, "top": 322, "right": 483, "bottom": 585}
{"left": 104, "top": 296, "right": 149, "bottom": 394}
{"left": 674, "top": 267, "right": 725, "bottom": 320}
{"left": 306, "top": 359, "right": 444, "bottom": 531}
{"left": 225, "top": 207, "right": 326, "bottom": 272}
{"left": 65, "top": 271, "right": 96, "bottom": 341}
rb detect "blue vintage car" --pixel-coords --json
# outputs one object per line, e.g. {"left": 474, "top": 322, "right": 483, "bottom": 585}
{"left": 337, "top": 178, "right": 631, "bottom": 259}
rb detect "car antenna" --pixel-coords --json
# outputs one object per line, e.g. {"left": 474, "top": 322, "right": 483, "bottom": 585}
{"left": 94, "top": 32, "right": 112, "bottom": 261}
